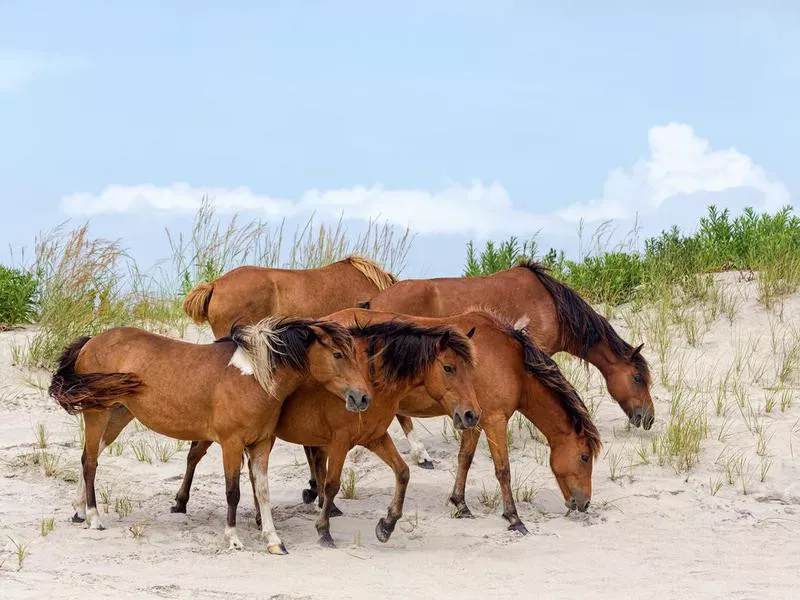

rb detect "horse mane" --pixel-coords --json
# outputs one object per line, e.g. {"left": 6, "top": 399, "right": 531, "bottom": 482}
{"left": 345, "top": 255, "right": 398, "bottom": 291}
{"left": 221, "top": 317, "right": 355, "bottom": 396}
{"left": 516, "top": 260, "right": 650, "bottom": 385}
{"left": 350, "top": 319, "right": 473, "bottom": 386}
{"left": 504, "top": 321, "right": 602, "bottom": 458}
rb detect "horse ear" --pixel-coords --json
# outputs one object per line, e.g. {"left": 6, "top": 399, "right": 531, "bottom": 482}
{"left": 630, "top": 343, "right": 644, "bottom": 358}
{"left": 466, "top": 327, "right": 476, "bottom": 339}
{"left": 438, "top": 330, "right": 451, "bottom": 351}
{"left": 356, "top": 300, "right": 371, "bottom": 309}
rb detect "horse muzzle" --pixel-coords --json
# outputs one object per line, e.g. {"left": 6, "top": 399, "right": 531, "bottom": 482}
{"left": 565, "top": 490, "right": 590, "bottom": 513}
{"left": 453, "top": 408, "right": 479, "bottom": 430}
{"left": 630, "top": 407, "right": 655, "bottom": 430}
{"left": 345, "top": 389, "right": 371, "bottom": 413}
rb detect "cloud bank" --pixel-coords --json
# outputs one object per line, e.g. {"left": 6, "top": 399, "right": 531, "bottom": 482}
{"left": 62, "top": 123, "right": 792, "bottom": 236}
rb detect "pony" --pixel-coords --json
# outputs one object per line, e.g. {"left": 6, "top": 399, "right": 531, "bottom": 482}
{"left": 183, "top": 256, "right": 397, "bottom": 337}
{"left": 302, "top": 311, "right": 601, "bottom": 534}
{"left": 49, "top": 317, "right": 369, "bottom": 555}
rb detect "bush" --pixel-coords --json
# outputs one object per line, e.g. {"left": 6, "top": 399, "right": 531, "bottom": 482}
{"left": 0, "top": 266, "right": 38, "bottom": 330}
{"left": 463, "top": 204, "right": 800, "bottom": 307}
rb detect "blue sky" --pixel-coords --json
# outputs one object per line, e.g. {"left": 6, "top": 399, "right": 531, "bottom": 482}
{"left": 1, "top": 1, "right": 797, "bottom": 276}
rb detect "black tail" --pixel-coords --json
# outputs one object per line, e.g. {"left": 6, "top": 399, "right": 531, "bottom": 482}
{"left": 49, "top": 336, "right": 144, "bottom": 415}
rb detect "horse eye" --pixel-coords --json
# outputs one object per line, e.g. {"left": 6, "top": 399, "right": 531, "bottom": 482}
{"left": 632, "top": 374, "right": 643, "bottom": 384}
{"left": 443, "top": 364, "right": 454, "bottom": 373}
{"left": 580, "top": 454, "right": 590, "bottom": 463}
{"left": 333, "top": 351, "right": 343, "bottom": 360}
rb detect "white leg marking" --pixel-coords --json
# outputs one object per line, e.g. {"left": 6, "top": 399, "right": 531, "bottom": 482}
{"left": 228, "top": 347, "right": 255, "bottom": 376}
{"left": 225, "top": 525, "right": 244, "bottom": 550}
{"left": 406, "top": 429, "right": 432, "bottom": 465}
{"left": 252, "top": 467, "right": 284, "bottom": 552}
{"left": 86, "top": 507, "right": 104, "bottom": 530}
{"left": 73, "top": 441, "right": 105, "bottom": 520}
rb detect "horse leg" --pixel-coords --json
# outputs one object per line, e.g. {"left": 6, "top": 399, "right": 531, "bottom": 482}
{"left": 483, "top": 416, "right": 528, "bottom": 535}
{"left": 309, "top": 447, "right": 342, "bottom": 517}
{"left": 172, "top": 441, "right": 213, "bottom": 514}
{"left": 221, "top": 440, "right": 245, "bottom": 550}
{"left": 80, "top": 410, "right": 112, "bottom": 530}
{"left": 366, "top": 433, "right": 410, "bottom": 543}
{"left": 246, "top": 436, "right": 287, "bottom": 555}
{"left": 449, "top": 426, "right": 481, "bottom": 519}
{"left": 315, "top": 442, "right": 348, "bottom": 548}
{"left": 301, "top": 445, "right": 319, "bottom": 505}
{"left": 397, "top": 415, "right": 434, "bottom": 469}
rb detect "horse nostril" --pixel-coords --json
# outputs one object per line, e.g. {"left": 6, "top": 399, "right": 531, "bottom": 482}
{"left": 464, "top": 410, "right": 475, "bottom": 425}
{"left": 360, "top": 394, "right": 371, "bottom": 408}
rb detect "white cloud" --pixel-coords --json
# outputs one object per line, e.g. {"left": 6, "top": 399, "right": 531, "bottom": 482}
{"left": 558, "top": 122, "right": 791, "bottom": 222}
{"left": 61, "top": 181, "right": 555, "bottom": 236}
{"left": 0, "top": 51, "right": 83, "bottom": 92}
{"left": 60, "top": 123, "right": 792, "bottom": 237}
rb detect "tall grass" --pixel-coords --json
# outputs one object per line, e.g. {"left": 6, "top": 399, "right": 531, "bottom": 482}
{"left": 0, "top": 265, "right": 38, "bottom": 330}
{"left": 12, "top": 197, "right": 412, "bottom": 368}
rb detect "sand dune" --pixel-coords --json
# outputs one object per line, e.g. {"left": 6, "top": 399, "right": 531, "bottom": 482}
{"left": 2, "top": 275, "right": 799, "bottom": 599}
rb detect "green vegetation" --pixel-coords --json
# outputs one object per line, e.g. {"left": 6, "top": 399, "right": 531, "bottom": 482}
{"left": 0, "top": 265, "right": 37, "bottom": 330}
{"left": 465, "top": 205, "right": 800, "bottom": 308}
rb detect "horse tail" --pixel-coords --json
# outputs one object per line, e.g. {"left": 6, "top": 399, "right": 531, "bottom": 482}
{"left": 183, "top": 281, "right": 215, "bottom": 324}
{"left": 49, "top": 337, "right": 144, "bottom": 415}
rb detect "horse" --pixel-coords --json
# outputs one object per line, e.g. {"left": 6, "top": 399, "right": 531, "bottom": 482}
{"left": 48, "top": 317, "right": 369, "bottom": 555}
{"left": 360, "top": 260, "right": 652, "bottom": 467}
{"left": 183, "top": 255, "right": 397, "bottom": 337}
{"left": 302, "top": 310, "right": 602, "bottom": 534}
{"left": 164, "top": 309, "right": 481, "bottom": 547}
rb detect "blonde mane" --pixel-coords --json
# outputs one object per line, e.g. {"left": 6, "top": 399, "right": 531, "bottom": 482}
{"left": 224, "top": 317, "right": 354, "bottom": 398}
{"left": 345, "top": 256, "right": 398, "bottom": 291}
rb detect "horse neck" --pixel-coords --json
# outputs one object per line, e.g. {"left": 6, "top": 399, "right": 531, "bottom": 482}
{"left": 267, "top": 367, "right": 307, "bottom": 401}
{"left": 519, "top": 378, "right": 575, "bottom": 446}
{"left": 585, "top": 341, "right": 627, "bottom": 380}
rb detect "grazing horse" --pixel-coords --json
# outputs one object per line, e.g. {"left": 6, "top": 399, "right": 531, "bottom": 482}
{"left": 48, "top": 317, "right": 369, "bottom": 555}
{"left": 303, "top": 311, "right": 602, "bottom": 534}
{"left": 167, "top": 309, "right": 482, "bottom": 547}
{"left": 183, "top": 255, "right": 397, "bottom": 337}
{"left": 361, "top": 260, "right": 652, "bottom": 467}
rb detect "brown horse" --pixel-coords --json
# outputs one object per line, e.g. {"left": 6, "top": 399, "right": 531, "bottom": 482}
{"left": 303, "top": 310, "right": 602, "bottom": 534}
{"left": 48, "top": 317, "right": 369, "bottom": 555}
{"left": 360, "top": 260, "right": 653, "bottom": 466}
{"left": 166, "top": 309, "right": 481, "bottom": 547}
{"left": 183, "top": 256, "right": 397, "bottom": 337}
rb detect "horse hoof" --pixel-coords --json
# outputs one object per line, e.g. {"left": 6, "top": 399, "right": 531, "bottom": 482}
{"left": 509, "top": 522, "right": 529, "bottom": 535}
{"left": 71, "top": 513, "right": 85, "bottom": 524}
{"left": 375, "top": 518, "right": 395, "bottom": 543}
{"left": 453, "top": 505, "right": 474, "bottom": 519}
{"left": 267, "top": 543, "right": 288, "bottom": 555}
{"left": 170, "top": 504, "right": 187, "bottom": 514}
{"left": 319, "top": 532, "right": 336, "bottom": 548}
{"left": 89, "top": 522, "right": 105, "bottom": 531}
{"left": 330, "top": 504, "right": 343, "bottom": 518}
{"left": 255, "top": 516, "right": 262, "bottom": 529}
{"left": 302, "top": 488, "right": 318, "bottom": 504}
{"left": 419, "top": 459, "right": 435, "bottom": 470}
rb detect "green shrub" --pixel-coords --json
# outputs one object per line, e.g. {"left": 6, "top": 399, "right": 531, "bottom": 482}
{"left": 463, "top": 204, "right": 800, "bottom": 307}
{"left": 0, "top": 266, "right": 38, "bottom": 330}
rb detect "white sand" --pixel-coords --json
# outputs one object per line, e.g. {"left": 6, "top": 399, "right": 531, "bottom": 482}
{"left": 2, "top": 275, "right": 800, "bottom": 599}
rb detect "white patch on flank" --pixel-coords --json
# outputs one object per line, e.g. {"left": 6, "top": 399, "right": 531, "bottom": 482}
{"left": 406, "top": 429, "right": 433, "bottom": 465}
{"left": 225, "top": 525, "right": 244, "bottom": 550}
{"left": 252, "top": 466, "right": 284, "bottom": 550}
{"left": 228, "top": 347, "right": 255, "bottom": 376}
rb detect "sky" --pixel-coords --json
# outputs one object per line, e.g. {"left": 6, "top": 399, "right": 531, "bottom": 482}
{"left": 1, "top": 1, "right": 797, "bottom": 277}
